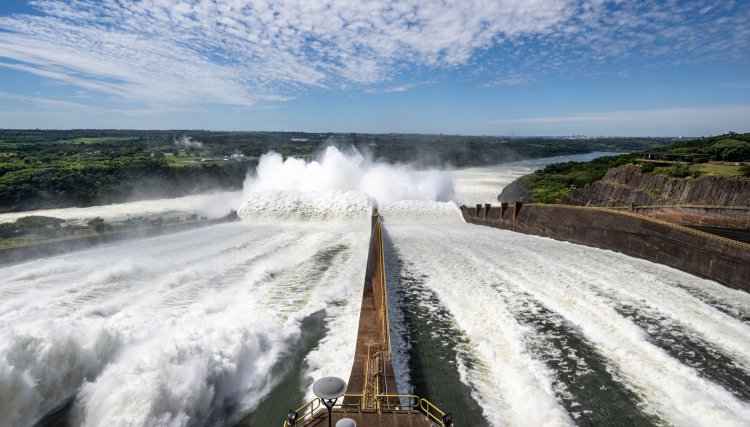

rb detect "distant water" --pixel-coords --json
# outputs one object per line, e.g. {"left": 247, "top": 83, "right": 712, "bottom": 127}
{"left": 2, "top": 150, "right": 748, "bottom": 427}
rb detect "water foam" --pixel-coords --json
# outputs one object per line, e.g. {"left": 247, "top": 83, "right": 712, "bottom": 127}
{"left": 237, "top": 190, "right": 373, "bottom": 221}
{"left": 238, "top": 147, "right": 458, "bottom": 222}
{"left": 0, "top": 221, "right": 369, "bottom": 426}
{"left": 386, "top": 222, "right": 750, "bottom": 426}
{"left": 0, "top": 320, "right": 121, "bottom": 426}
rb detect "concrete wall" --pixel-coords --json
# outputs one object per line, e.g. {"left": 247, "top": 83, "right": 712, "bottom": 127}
{"left": 345, "top": 211, "right": 398, "bottom": 404}
{"left": 463, "top": 203, "right": 750, "bottom": 292}
{"left": 625, "top": 205, "right": 750, "bottom": 229}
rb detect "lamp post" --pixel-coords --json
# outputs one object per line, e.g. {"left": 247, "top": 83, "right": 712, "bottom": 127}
{"left": 313, "top": 376, "right": 348, "bottom": 427}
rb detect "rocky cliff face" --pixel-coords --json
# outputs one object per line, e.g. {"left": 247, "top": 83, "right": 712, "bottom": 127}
{"left": 562, "top": 165, "right": 750, "bottom": 206}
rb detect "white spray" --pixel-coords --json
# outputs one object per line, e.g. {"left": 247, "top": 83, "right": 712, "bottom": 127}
{"left": 237, "top": 146, "right": 457, "bottom": 221}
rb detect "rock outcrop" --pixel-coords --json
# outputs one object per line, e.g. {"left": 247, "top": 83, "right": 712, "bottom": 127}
{"left": 562, "top": 165, "right": 750, "bottom": 206}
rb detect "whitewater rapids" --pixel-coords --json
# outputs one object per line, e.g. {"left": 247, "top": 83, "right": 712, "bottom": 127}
{"left": 1, "top": 147, "right": 748, "bottom": 426}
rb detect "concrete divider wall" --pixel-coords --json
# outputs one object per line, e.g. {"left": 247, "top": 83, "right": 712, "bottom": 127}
{"left": 462, "top": 204, "right": 750, "bottom": 292}
{"left": 345, "top": 211, "right": 397, "bottom": 407}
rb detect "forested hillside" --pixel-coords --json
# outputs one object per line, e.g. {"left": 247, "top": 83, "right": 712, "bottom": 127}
{"left": 0, "top": 129, "right": 672, "bottom": 212}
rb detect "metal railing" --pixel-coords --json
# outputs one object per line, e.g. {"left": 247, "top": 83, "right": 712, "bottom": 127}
{"left": 283, "top": 393, "right": 453, "bottom": 426}
{"left": 420, "top": 398, "right": 451, "bottom": 426}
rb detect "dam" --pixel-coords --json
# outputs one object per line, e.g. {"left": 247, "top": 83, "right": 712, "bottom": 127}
{"left": 284, "top": 202, "right": 750, "bottom": 426}
{"left": 1, "top": 152, "right": 749, "bottom": 427}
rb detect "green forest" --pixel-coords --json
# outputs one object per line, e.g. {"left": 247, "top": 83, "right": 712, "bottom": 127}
{"left": 0, "top": 129, "right": 673, "bottom": 212}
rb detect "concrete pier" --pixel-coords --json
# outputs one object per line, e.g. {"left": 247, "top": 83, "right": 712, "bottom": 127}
{"left": 345, "top": 210, "right": 399, "bottom": 406}
{"left": 286, "top": 211, "right": 446, "bottom": 426}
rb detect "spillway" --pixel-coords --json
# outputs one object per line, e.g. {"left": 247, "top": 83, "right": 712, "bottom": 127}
{"left": 1, "top": 150, "right": 748, "bottom": 427}
{"left": 0, "top": 220, "right": 370, "bottom": 426}
{"left": 383, "top": 219, "right": 750, "bottom": 426}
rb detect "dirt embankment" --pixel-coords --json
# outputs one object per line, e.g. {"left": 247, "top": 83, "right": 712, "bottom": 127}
{"left": 562, "top": 165, "right": 750, "bottom": 206}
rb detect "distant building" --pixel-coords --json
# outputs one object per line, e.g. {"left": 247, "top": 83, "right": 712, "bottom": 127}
{"left": 290, "top": 138, "right": 309, "bottom": 142}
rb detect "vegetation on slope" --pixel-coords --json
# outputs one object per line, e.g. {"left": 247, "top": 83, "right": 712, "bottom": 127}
{"left": 516, "top": 154, "right": 636, "bottom": 203}
{"left": 509, "top": 132, "right": 750, "bottom": 204}
{"left": 657, "top": 132, "right": 750, "bottom": 162}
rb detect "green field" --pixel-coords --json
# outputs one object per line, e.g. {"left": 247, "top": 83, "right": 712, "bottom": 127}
{"left": 650, "top": 163, "right": 745, "bottom": 178}
{"left": 163, "top": 153, "right": 258, "bottom": 167}
{"left": 693, "top": 163, "right": 744, "bottom": 177}
{"left": 57, "top": 137, "right": 141, "bottom": 144}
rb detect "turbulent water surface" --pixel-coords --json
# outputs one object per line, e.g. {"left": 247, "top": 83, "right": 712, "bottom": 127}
{"left": 1, "top": 149, "right": 749, "bottom": 427}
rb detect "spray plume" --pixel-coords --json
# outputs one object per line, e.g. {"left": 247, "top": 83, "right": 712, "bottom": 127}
{"left": 237, "top": 146, "right": 458, "bottom": 221}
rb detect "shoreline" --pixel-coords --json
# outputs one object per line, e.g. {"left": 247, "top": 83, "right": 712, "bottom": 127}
{"left": 0, "top": 211, "right": 239, "bottom": 265}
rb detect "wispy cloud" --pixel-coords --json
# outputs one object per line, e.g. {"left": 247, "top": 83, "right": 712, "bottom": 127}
{"left": 364, "top": 80, "right": 436, "bottom": 94}
{"left": 723, "top": 82, "right": 750, "bottom": 90}
{"left": 0, "top": 0, "right": 747, "bottom": 111}
{"left": 491, "top": 105, "right": 750, "bottom": 136}
{"left": 480, "top": 76, "right": 537, "bottom": 88}
{"left": 492, "top": 106, "right": 750, "bottom": 125}
{"left": 0, "top": 90, "right": 98, "bottom": 111}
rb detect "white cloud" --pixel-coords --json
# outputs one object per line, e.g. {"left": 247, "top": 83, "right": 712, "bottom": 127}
{"left": 0, "top": 90, "right": 98, "bottom": 111}
{"left": 0, "top": 0, "right": 747, "bottom": 110}
{"left": 491, "top": 105, "right": 750, "bottom": 136}
{"left": 492, "top": 106, "right": 750, "bottom": 125}
{"left": 481, "top": 76, "right": 537, "bottom": 87}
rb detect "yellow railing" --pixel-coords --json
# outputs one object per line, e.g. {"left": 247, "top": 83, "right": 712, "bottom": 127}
{"left": 283, "top": 393, "right": 453, "bottom": 426}
{"left": 339, "top": 393, "right": 366, "bottom": 413}
{"left": 283, "top": 397, "right": 321, "bottom": 426}
{"left": 421, "top": 398, "right": 450, "bottom": 426}
{"left": 377, "top": 393, "right": 420, "bottom": 413}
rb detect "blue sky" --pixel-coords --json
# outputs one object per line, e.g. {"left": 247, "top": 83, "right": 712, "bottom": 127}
{"left": 0, "top": 0, "right": 748, "bottom": 136}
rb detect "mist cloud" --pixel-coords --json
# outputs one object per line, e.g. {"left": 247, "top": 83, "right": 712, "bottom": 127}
{"left": 174, "top": 136, "right": 203, "bottom": 149}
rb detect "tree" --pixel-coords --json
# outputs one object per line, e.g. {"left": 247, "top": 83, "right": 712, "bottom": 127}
{"left": 712, "top": 139, "right": 750, "bottom": 162}
{"left": 86, "top": 217, "right": 111, "bottom": 232}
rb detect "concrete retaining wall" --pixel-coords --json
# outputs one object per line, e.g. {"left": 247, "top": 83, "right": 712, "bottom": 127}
{"left": 463, "top": 203, "right": 750, "bottom": 292}
{"left": 345, "top": 210, "right": 398, "bottom": 404}
{"left": 624, "top": 205, "right": 750, "bottom": 229}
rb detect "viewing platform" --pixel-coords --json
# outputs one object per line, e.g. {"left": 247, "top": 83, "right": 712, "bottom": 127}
{"left": 283, "top": 210, "right": 453, "bottom": 427}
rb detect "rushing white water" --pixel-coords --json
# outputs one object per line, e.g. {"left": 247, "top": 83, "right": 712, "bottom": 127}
{"left": 0, "top": 191, "right": 243, "bottom": 226}
{"left": 384, "top": 221, "right": 750, "bottom": 427}
{"left": 0, "top": 221, "right": 368, "bottom": 426}
{"left": 2, "top": 148, "right": 748, "bottom": 427}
